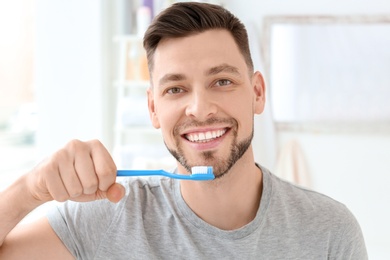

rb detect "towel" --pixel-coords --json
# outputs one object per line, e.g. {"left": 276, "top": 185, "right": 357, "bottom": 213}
{"left": 274, "top": 139, "right": 311, "bottom": 188}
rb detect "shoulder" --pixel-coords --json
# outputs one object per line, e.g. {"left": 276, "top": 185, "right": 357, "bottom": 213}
{"left": 257, "top": 166, "right": 367, "bottom": 258}
{"left": 261, "top": 166, "right": 362, "bottom": 235}
{"left": 263, "top": 166, "right": 348, "bottom": 214}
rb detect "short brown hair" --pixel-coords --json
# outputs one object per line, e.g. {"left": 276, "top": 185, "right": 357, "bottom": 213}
{"left": 143, "top": 2, "right": 253, "bottom": 76}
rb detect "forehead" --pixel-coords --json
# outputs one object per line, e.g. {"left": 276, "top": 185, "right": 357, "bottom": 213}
{"left": 151, "top": 30, "right": 247, "bottom": 79}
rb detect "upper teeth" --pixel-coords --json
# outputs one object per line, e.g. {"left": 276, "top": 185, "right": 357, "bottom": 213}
{"left": 186, "top": 129, "right": 226, "bottom": 142}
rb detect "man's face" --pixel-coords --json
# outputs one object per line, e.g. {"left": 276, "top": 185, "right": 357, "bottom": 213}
{"left": 148, "top": 30, "right": 265, "bottom": 178}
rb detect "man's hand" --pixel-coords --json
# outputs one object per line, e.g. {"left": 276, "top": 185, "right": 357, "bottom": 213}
{"left": 0, "top": 139, "right": 124, "bottom": 257}
{"left": 27, "top": 139, "right": 125, "bottom": 204}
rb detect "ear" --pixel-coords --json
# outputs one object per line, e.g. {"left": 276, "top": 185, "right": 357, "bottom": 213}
{"left": 147, "top": 88, "right": 161, "bottom": 129}
{"left": 252, "top": 71, "right": 266, "bottom": 115}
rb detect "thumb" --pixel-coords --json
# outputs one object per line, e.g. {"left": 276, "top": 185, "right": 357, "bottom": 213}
{"left": 106, "top": 183, "right": 125, "bottom": 203}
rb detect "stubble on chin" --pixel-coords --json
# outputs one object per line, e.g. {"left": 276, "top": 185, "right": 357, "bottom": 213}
{"left": 165, "top": 126, "right": 254, "bottom": 179}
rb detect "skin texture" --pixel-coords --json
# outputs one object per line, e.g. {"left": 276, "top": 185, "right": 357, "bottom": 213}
{"left": 148, "top": 29, "right": 266, "bottom": 230}
{"left": 0, "top": 29, "right": 266, "bottom": 259}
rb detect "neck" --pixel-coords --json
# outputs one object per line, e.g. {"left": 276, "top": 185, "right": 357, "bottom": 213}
{"left": 180, "top": 152, "right": 263, "bottom": 230}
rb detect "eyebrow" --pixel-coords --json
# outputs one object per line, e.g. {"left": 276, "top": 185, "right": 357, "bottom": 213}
{"left": 158, "top": 73, "right": 186, "bottom": 87}
{"left": 157, "top": 63, "right": 241, "bottom": 87}
{"left": 206, "top": 63, "right": 241, "bottom": 77}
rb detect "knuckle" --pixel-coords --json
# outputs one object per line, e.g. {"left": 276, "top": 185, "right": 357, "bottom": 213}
{"left": 88, "top": 139, "right": 102, "bottom": 149}
{"left": 52, "top": 149, "right": 67, "bottom": 162}
{"left": 66, "top": 139, "right": 89, "bottom": 154}
{"left": 97, "top": 164, "right": 117, "bottom": 177}
{"left": 68, "top": 187, "right": 83, "bottom": 198}
{"left": 66, "top": 139, "right": 81, "bottom": 149}
{"left": 83, "top": 181, "right": 98, "bottom": 194}
{"left": 46, "top": 150, "right": 67, "bottom": 173}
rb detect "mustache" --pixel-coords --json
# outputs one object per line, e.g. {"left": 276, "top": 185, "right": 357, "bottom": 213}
{"left": 173, "top": 117, "right": 238, "bottom": 135}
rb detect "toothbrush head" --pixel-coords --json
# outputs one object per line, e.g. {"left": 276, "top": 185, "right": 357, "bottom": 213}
{"left": 190, "top": 166, "right": 214, "bottom": 180}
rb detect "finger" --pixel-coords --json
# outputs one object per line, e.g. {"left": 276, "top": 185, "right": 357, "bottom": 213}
{"left": 70, "top": 183, "right": 125, "bottom": 203}
{"left": 46, "top": 172, "right": 70, "bottom": 202}
{"left": 74, "top": 148, "right": 98, "bottom": 195}
{"left": 44, "top": 151, "right": 72, "bottom": 202}
{"left": 106, "top": 183, "right": 125, "bottom": 203}
{"left": 88, "top": 140, "right": 117, "bottom": 192}
{"left": 58, "top": 155, "right": 83, "bottom": 198}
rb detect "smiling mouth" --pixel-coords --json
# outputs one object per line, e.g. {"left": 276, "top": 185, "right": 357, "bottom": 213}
{"left": 184, "top": 128, "right": 228, "bottom": 143}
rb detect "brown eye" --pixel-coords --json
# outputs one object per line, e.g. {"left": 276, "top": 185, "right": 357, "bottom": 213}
{"left": 215, "top": 79, "right": 232, "bottom": 87}
{"left": 167, "top": 87, "right": 184, "bottom": 94}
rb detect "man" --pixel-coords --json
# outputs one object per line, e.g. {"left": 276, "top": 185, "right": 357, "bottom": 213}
{"left": 0, "top": 2, "right": 367, "bottom": 259}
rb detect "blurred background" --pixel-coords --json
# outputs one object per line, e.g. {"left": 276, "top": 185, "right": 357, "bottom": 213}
{"left": 0, "top": 0, "right": 389, "bottom": 258}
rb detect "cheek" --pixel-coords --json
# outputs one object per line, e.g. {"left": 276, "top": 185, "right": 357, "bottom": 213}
{"left": 225, "top": 92, "right": 251, "bottom": 112}
{"left": 156, "top": 105, "right": 181, "bottom": 135}
{"left": 231, "top": 96, "right": 255, "bottom": 132}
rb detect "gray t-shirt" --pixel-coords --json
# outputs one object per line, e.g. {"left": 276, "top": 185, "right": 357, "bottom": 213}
{"left": 47, "top": 166, "right": 367, "bottom": 259}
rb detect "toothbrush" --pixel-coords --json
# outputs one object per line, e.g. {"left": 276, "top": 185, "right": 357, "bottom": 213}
{"left": 117, "top": 166, "right": 214, "bottom": 181}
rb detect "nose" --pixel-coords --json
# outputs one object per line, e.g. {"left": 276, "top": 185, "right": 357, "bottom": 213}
{"left": 185, "top": 89, "right": 218, "bottom": 120}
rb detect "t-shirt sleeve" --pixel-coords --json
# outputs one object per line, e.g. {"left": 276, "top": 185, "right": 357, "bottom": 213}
{"left": 330, "top": 207, "right": 368, "bottom": 260}
{"left": 46, "top": 198, "right": 122, "bottom": 259}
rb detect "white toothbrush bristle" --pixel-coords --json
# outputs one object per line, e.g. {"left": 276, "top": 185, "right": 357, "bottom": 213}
{"left": 191, "top": 166, "right": 213, "bottom": 175}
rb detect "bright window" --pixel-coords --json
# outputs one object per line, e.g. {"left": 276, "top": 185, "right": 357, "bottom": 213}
{"left": 266, "top": 17, "right": 390, "bottom": 126}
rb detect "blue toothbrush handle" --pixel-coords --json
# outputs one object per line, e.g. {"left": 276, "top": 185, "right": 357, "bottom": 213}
{"left": 117, "top": 169, "right": 167, "bottom": 177}
{"left": 116, "top": 169, "right": 214, "bottom": 181}
{"left": 117, "top": 169, "right": 194, "bottom": 179}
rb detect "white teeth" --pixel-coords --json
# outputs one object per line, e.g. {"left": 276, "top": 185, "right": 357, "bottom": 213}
{"left": 186, "top": 129, "right": 226, "bottom": 143}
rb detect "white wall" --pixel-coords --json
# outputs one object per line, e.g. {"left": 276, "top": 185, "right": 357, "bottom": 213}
{"left": 224, "top": 0, "right": 390, "bottom": 258}
{"left": 35, "top": 0, "right": 113, "bottom": 156}
{"left": 225, "top": 0, "right": 390, "bottom": 20}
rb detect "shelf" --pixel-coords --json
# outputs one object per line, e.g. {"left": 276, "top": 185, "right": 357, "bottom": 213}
{"left": 113, "top": 34, "right": 157, "bottom": 169}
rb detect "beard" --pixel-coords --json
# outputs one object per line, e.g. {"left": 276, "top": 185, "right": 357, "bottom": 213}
{"left": 165, "top": 117, "right": 254, "bottom": 179}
